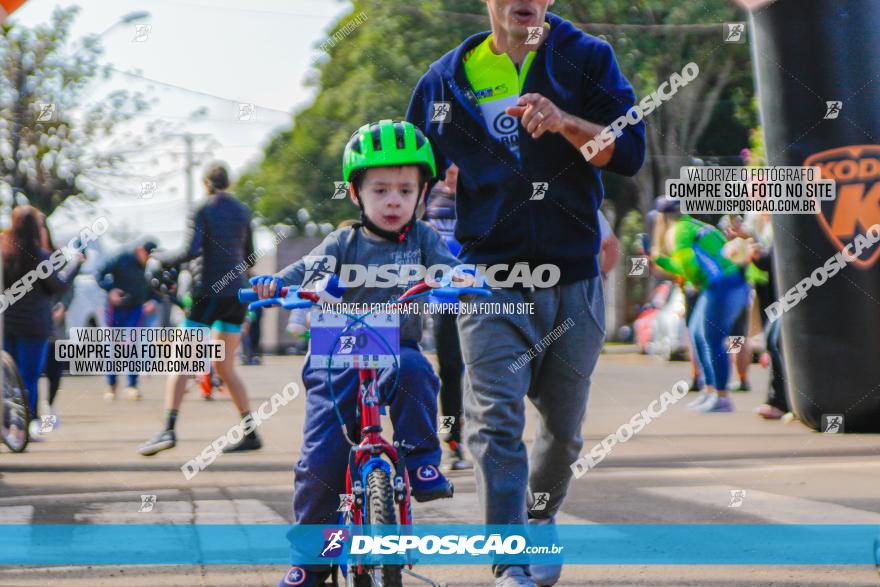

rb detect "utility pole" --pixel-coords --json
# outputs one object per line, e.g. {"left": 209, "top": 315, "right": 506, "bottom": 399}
{"left": 183, "top": 133, "right": 194, "bottom": 218}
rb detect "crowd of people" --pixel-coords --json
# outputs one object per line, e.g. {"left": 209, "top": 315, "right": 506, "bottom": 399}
{"left": 1, "top": 163, "right": 266, "bottom": 445}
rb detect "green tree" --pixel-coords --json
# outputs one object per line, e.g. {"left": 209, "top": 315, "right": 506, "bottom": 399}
{"left": 242, "top": 0, "right": 755, "bottom": 226}
{"left": 0, "top": 7, "right": 153, "bottom": 214}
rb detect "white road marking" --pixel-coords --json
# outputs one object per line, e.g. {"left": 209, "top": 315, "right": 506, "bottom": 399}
{"left": 194, "top": 499, "right": 285, "bottom": 524}
{"left": 74, "top": 500, "right": 193, "bottom": 524}
{"left": 640, "top": 485, "right": 880, "bottom": 524}
{"left": 0, "top": 505, "right": 34, "bottom": 524}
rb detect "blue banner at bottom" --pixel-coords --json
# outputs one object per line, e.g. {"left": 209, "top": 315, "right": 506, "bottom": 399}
{"left": 0, "top": 524, "right": 878, "bottom": 565}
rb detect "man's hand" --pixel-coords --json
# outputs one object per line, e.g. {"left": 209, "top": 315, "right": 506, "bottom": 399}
{"left": 108, "top": 288, "right": 125, "bottom": 308}
{"left": 506, "top": 93, "right": 565, "bottom": 139}
{"left": 506, "top": 92, "right": 615, "bottom": 166}
{"left": 143, "top": 300, "right": 157, "bottom": 316}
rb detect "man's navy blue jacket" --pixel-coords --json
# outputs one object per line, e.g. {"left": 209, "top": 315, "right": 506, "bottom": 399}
{"left": 407, "top": 12, "right": 645, "bottom": 283}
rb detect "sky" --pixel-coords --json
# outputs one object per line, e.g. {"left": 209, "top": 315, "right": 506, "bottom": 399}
{"left": 10, "top": 0, "right": 350, "bottom": 250}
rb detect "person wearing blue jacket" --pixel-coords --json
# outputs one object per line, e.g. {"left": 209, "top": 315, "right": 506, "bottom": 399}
{"left": 95, "top": 239, "right": 159, "bottom": 401}
{"left": 407, "top": 4, "right": 645, "bottom": 586}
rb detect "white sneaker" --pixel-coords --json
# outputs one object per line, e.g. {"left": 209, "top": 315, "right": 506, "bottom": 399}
{"left": 695, "top": 392, "right": 720, "bottom": 412}
{"left": 104, "top": 386, "right": 117, "bottom": 402}
{"left": 28, "top": 420, "right": 47, "bottom": 442}
{"left": 495, "top": 566, "right": 537, "bottom": 587}
{"left": 125, "top": 386, "right": 142, "bottom": 401}
{"left": 686, "top": 391, "right": 710, "bottom": 410}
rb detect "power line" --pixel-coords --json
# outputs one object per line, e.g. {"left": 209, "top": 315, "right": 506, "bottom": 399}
{"left": 108, "top": 67, "right": 293, "bottom": 116}
{"left": 397, "top": 6, "right": 728, "bottom": 34}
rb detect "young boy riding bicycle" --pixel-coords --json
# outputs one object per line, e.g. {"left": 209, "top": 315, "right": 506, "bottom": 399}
{"left": 252, "top": 120, "right": 467, "bottom": 587}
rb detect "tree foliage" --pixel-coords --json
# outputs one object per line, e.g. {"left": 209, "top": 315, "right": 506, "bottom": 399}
{"left": 241, "top": 0, "right": 756, "bottom": 226}
{"left": 0, "top": 7, "right": 154, "bottom": 214}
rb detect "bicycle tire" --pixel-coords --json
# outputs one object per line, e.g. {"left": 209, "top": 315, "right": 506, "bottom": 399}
{"left": 354, "top": 469, "right": 402, "bottom": 587}
{"left": 1, "top": 351, "right": 29, "bottom": 452}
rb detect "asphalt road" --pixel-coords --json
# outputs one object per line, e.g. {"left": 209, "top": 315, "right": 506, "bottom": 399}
{"left": 1, "top": 352, "right": 878, "bottom": 586}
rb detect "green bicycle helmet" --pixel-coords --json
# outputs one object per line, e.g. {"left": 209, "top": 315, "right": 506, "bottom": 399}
{"left": 343, "top": 119, "right": 437, "bottom": 182}
{"left": 342, "top": 120, "right": 437, "bottom": 243}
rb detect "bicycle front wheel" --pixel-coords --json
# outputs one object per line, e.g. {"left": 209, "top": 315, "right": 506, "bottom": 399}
{"left": 354, "top": 468, "right": 402, "bottom": 587}
{"left": 1, "top": 351, "right": 29, "bottom": 452}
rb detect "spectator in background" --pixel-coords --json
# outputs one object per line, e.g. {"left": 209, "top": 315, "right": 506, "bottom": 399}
{"left": 719, "top": 214, "right": 755, "bottom": 392}
{"left": 597, "top": 210, "right": 620, "bottom": 277}
{"left": 424, "top": 164, "right": 471, "bottom": 471}
{"left": 742, "top": 213, "right": 789, "bottom": 419}
{"left": 651, "top": 198, "right": 750, "bottom": 412}
{"left": 39, "top": 219, "right": 74, "bottom": 427}
{"left": 139, "top": 162, "right": 261, "bottom": 456}
{"left": 96, "top": 239, "right": 159, "bottom": 401}
{"left": 240, "top": 307, "right": 263, "bottom": 365}
{"left": 2, "top": 206, "right": 82, "bottom": 441}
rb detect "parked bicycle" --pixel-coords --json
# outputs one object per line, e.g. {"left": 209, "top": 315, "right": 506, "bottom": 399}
{"left": 2, "top": 351, "right": 30, "bottom": 452}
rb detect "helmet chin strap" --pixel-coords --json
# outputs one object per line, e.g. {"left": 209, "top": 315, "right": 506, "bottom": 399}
{"left": 352, "top": 185, "right": 422, "bottom": 244}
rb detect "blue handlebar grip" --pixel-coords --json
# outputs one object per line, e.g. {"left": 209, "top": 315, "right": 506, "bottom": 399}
{"left": 432, "top": 286, "right": 491, "bottom": 297}
{"left": 238, "top": 289, "right": 259, "bottom": 303}
{"left": 247, "top": 298, "right": 282, "bottom": 311}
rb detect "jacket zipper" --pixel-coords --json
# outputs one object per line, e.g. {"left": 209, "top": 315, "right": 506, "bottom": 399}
{"left": 517, "top": 45, "right": 546, "bottom": 260}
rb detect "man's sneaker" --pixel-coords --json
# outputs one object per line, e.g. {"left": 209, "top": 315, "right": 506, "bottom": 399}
{"left": 222, "top": 433, "right": 262, "bottom": 453}
{"left": 104, "top": 386, "right": 117, "bottom": 402}
{"left": 125, "top": 386, "right": 142, "bottom": 401}
{"left": 277, "top": 565, "right": 331, "bottom": 586}
{"left": 686, "top": 391, "right": 710, "bottom": 410}
{"left": 495, "top": 565, "right": 537, "bottom": 587}
{"left": 139, "top": 430, "right": 176, "bottom": 456}
{"left": 409, "top": 465, "right": 453, "bottom": 502}
{"left": 697, "top": 394, "right": 734, "bottom": 413}
{"left": 529, "top": 516, "right": 562, "bottom": 586}
{"left": 443, "top": 440, "right": 473, "bottom": 471}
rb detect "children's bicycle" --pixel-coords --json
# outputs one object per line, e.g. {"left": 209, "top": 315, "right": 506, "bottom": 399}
{"left": 239, "top": 280, "right": 489, "bottom": 587}
{"left": 1, "top": 350, "right": 29, "bottom": 453}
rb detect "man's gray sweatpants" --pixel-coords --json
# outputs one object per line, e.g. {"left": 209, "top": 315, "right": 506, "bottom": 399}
{"left": 458, "top": 277, "right": 605, "bottom": 525}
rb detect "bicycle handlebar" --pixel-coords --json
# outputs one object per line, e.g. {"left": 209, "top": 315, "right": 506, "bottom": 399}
{"left": 427, "top": 286, "right": 491, "bottom": 298}
{"left": 237, "top": 286, "right": 290, "bottom": 304}
{"left": 236, "top": 282, "right": 490, "bottom": 312}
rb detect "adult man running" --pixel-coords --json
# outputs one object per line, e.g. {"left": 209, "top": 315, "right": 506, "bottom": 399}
{"left": 407, "top": 2, "right": 645, "bottom": 585}
{"left": 139, "top": 162, "right": 262, "bottom": 455}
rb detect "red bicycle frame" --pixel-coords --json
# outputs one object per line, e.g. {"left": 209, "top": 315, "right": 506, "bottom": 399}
{"left": 344, "top": 368, "right": 412, "bottom": 528}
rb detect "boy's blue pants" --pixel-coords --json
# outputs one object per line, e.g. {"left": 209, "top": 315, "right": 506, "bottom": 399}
{"left": 293, "top": 341, "right": 441, "bottom": 526}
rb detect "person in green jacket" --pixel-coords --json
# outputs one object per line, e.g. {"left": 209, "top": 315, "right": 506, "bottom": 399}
{"left": 651, "top": 198, "right": 751, "bottom": 412}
